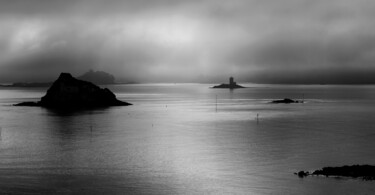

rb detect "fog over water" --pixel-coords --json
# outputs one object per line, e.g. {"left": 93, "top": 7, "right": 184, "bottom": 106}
{"left": 1, "top": 0, "right": 375, "bottom": 83}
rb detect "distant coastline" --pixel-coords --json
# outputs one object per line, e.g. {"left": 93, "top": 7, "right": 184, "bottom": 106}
{"left": 0, "top": 70, "right": 134, "bottom": 88}
{"left": 0, "top": 82, "right": 53, "bottom": 88}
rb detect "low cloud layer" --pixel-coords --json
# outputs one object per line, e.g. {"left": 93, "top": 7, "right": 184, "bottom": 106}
{"left": 1, "top": 0, "right": 375, "bottom": 83}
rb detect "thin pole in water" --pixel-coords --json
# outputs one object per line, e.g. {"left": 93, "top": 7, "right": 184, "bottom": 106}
{"left": 256, "top": 113, "right": 259, "bottom": 124}
{"left": 89, "top": 125, "right": 93, "bottom": 142}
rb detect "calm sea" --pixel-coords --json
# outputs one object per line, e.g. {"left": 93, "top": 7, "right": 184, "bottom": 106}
{"left": 0, "top": 84, "right": 375, "bottom": 194}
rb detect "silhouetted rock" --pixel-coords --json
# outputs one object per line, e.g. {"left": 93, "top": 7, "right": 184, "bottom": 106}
{"left": 296, "top": 165, "right": 375, "bottom": 180}
{"left": 212, "top": 77, "right": 245, "bottom": 89}
{"left": 77, "top": 70, "right": 115, "bottom": 85}
{"left": 14, "top": 102, "right": 40, "bottom": 106}
{"left": 271, "top": 98, "right": 303, "bottom": 104}
{"left": 212, "top": 83, "right": 245, "bottom": 89}
{"left": 14, "top": 73, "right": 131, "bottom": 108}
{"left": 294, "top": 171, "right": 310, "bottom": 178}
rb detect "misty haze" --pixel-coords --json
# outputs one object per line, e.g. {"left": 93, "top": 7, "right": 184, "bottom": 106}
{"left": 1, "top": 0, "right": 375, "bottom": 84}
{"left": 1, "top": 0, "right": 375, "bottom": 194}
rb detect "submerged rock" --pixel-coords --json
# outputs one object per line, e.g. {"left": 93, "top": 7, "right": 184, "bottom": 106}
{"left": 14, "top": 73, "right": 131, "bottom": 108}
{"left": 271, "top": 98, "right": 303, "bottom": 104}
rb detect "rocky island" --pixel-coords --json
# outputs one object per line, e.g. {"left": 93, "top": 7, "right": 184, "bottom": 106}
{"left": 14, "top": 73, "right": 131, "bottom": 108}
{"left": 295, "top": 165, "right": 375, "bottom": 180}
{"left": 212, "top": 77, "right": 245, "bottom": 89}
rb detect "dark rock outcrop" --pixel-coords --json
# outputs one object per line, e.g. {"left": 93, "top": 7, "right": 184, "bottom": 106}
{"left": 14, "top": 73, "right": 131, "bottom": 108}
{"left": 14, "top": 102, "right": 40, "bottom": 106}
{"left": 271, "top": 98, "right": 303, "bottom": 104}
{"left": 295, "top": 171, "right": 310, "bottom": 178}
{"left": 295, "top": 165, "right": 375, "bottom": 180}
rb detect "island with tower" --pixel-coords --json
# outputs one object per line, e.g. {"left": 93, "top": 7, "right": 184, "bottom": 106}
{"left": 212, "top": 77, "right": 245, "bottom": 89}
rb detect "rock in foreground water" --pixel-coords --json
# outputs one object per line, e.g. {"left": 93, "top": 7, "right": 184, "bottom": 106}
{"left": 295, "top": 165, "right": 375, "bottom": 180}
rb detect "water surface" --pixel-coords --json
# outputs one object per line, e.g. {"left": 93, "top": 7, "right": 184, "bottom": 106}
{"left": 0, "top": 84, "right": 375, "bottom": 194}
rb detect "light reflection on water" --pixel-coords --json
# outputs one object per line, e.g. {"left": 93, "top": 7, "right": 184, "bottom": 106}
{"left": 0, "top": 84, "right": 375, "bottom": 194}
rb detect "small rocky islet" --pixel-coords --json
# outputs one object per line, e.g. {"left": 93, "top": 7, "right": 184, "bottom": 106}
{"left": 270, "top": 98, "right": 303, "bottom": 104}
{"left": 14, "top": 73, "right": 131, "bottom": 109}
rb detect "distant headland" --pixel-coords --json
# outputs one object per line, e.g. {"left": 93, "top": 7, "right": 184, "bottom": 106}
{"left": 14, "top": 73, "right": 131, "bottom": 109}
{"left": 212, "top": 77, "right": 245, "bottom": 89}
{"left": 77, "top": 70, "right": 115, "bottom": 85}
{"left": 1, "top": 70, "right": 117, "bottom": 88}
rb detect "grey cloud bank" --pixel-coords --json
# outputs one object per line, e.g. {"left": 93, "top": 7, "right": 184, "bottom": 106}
{"left": 1, "top": 0, "right": 375, "bottom": 84}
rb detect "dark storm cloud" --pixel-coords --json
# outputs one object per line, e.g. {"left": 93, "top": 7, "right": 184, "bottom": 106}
{"left": 1, "top": 0, "right": 375, "bottom": 83}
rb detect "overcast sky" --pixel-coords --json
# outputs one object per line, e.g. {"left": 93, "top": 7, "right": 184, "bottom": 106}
{"left": 1, "top": 0, "right": 375, "bottom": 84}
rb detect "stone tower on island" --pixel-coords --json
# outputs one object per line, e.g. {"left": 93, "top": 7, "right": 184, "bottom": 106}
{"left": 212, "top": 76, "right": 245, "bottom": 89}
{"left": 229, "top": 77, "right": 236, "bottom": 87}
